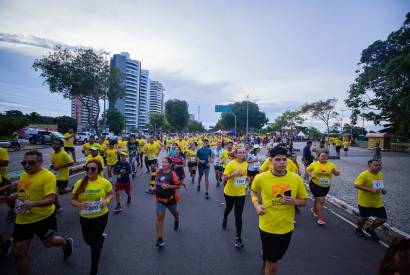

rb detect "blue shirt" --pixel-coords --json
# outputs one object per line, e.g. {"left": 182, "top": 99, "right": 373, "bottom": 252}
{"left": 114, "top": 160, "right": 132, "bottom": 183}
{"left": 196, "top": 147, "right": 212, "bottom": 169}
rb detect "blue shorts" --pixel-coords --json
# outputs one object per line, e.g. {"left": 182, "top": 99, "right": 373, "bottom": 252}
{"left": 358, "top": 206, "right": 387, "bottom": 220}
{"left": 156, "top": 202, "right": 178, "bottom": 214}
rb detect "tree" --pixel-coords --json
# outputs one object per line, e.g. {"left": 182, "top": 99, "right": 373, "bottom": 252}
{"left": 301, "top": 98, "right": 339, "bottom": 136}
{"left": 149, "top": 113, "right": 167, "bottom": 134}
{"left": 187, "top": 120, "right": 205, "bottom": 133}
{"left": 343, "top": 123, "right": 367, "bottom": 137}
{"left": 0, "top": 113, "right": 29, "bottom": 137}
{"left": 104, "top": 108, "right": 124, "bottom": 135}
{"left": 306, "top": 127, "right": 322, "bottom": 139}
{"left": 33, "top": 46, "right": 115, "bottom": 135}
{"left": 53, "top": 116, "right": 77, "bottom": 133}
{"left": 216, "top": 101, "right": 268, "bottom": 132}
{"left": 103, "top": 66, "right": 126, "bottom": 126}
{"left": 345, "top": 13, "right": 410, "bottom": 137}
{"left": 165, "top": 99, "right": 189, "bottom": 131}
{"left": 268, "top": 110, "right": 304, "bottom": 132}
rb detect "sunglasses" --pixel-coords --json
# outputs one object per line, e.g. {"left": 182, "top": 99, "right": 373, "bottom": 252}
{"left": 84, "top": 166, "right": 98, "bottom": 172}
{"left": 21, "top": 160, "right": 37, "bottom": 166}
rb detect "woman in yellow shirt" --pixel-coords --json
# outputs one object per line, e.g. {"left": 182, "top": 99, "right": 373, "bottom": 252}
{"left": 186, "top": 143, "right": 198, "bottom": 184}
{"left": 71, "top": 159, "right": 113, "bottom": 275}
{"left": 105, "top": 142, "right": 118, "bottom": 183}
{"left": 306, "top": 151, "right": 340, "bottom": 225}
{"left": 222, "top": 146, "right": 248, "bottom": 249}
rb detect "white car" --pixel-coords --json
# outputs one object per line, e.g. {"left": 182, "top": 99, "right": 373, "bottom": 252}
{"left": 75, "top": 132, "right": 91, "bottom": 144}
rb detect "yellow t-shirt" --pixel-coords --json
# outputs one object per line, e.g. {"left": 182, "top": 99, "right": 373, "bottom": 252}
{"left": 82, "top": 143, "right": 100, "bottom": 155}
{"left": 138, "top": 138, "right": 146, "bottom": 147}
{"left": 251, "top": 171, "right": 308, "bottom": 234}
{"left": 343, "top": 141, "right": 350, "bottom": 149}
{"left": 72, "top": 176, "right": 112, "bottom": 218}
{"left": 176, "top": 140, "right": 186, "bottom": 153}
{"left": 223, "top": 159, "right": 248, "bottom": 196}
{"left": 86, "top": 155, "right": 105, "bottom": 177}
{"left": 117, "top": 139, "right": 128, "bottom": 150}
{"left": 354, "top": 170, "right": 384, "bottom": 208}
{"left": 63, "top": 132, "right": 75, "bottom": 147}
{"left": 259, "top": 158, "right": 298, "bottom": 173}
{"left": 50, "top": 150, "right": 73, "bottom": 181}
{"left": 99, "top": 143, "right": 107, "bottom": 156}
{"left": 221, "top": 150, "right": 234, "bottom": 167}
{"left": 105, "top": 148, "right": 118, "bottom": 166}
{"left": 335, "top": 139, "right": 342, "bottom": 147}
{"left": 0, "top": 147, "right": 10, "bottom": 180}
{"left": 186, "top": 149, "right": 197, "bottom": 162}
{"left": 306, "top": 161, "right": 337, "bottom": 187}
{"left": 15, "top": 169, "right": 56, "bottom": 224}
{"left": 144, "top": 143, "right": 159, "bottom": 160}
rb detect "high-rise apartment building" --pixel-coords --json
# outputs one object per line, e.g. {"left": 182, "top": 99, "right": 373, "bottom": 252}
{"left": 71, "top": 96, "right": 99, "bottom": 131}
{"left": 149, "top": 80, "right": 165, "bottom": 114}
{"left": 110, "top": 52, "right": 141, "bottom": 130}
{"left": 138, "top": 69, "right": 150, "bottom": 128}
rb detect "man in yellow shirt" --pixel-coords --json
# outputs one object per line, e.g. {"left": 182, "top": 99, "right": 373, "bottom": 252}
{"left": 51, "top": 140, "right": 74, "bottom": 196}
{"left": 251, "top": 146, "right": 308, "bottom": 275}
{"left": 335, "top": 137, "right": 342, "bottom": 157}
{"left": 354, "top": 159, "right": 386, "bottom": 242}
{"left": 86, "top": 147, "right": 105, "bottom": 177}
{"left": 0, "top": 146, "right": 15, "bottom": 220}
{"left": 143, "top": 137, "right": 160, "bottom": 193}
{"left": 343, "top": 140, "right": 350, "bottom": 157}
{"left": 137, "top": 136, "right": 146, "bottom": 168}
{"left": 82, "top": 136, "right": 100, "bottom": 156}
{"left": 11, "top": 150, "right": 73, "bottom": 275}
{"left": 63, "top": 128, "right": 76, "bottom": 162}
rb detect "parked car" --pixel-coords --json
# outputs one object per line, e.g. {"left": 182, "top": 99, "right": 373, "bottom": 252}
{"left": 75, "top": 132, "right": 91, "bottom": 144}
{"left": 28, "top": 130, "right": 64, "bottom": 145}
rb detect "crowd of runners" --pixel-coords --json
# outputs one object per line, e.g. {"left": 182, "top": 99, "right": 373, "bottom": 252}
{"left": 0, "top": 130, "right": 408, "bottom": 275}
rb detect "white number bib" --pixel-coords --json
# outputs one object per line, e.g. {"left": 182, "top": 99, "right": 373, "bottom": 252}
{"left": 235, "top": 176, "right": 247, "bottom": 186}
{"left": 190, "top": 157, "right": 197, "bottom": 162}
{"left": 226, "top": 159, "right": 232, "bottom": 164}
{"left": 15, "top": 199, "right": 30, "bottom": 215}
{"left": 319, "top": 178, "right": 331, "bottom": 186}
{"left": 254, "top": 162, "right": 261, "bottom": 169}
{"left": 82, "top": 201, "right": 102, "bottom": 215}
{"left": 372, "top": 180, "right": 384, "bottom": 189}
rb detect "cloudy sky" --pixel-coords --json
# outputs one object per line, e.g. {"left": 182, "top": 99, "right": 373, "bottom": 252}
{"left": 0, "top": 1, "right": 408, "bottom": 129}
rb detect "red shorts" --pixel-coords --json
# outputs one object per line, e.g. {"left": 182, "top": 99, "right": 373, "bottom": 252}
{"left": 115, "top": 182, "right": 131, "bottom": 192}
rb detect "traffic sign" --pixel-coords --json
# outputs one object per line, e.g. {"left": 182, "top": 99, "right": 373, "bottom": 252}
{"left": 215, "top": 105, "right": 232, "bottom": 113}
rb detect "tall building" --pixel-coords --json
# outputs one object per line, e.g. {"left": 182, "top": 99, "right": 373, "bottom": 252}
{"left": 110, "top": 52, "right": 141, "bottom": 130}
{"left": 149, "top": 80, "right": 165, "bottom": 114}
{"left": 71, "top": 96, "right": 99, "bottom": 131}
{"left": 138, "top": 69, "right": 150, "bottom": 128}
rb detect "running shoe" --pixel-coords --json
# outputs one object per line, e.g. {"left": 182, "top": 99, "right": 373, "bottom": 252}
{"left": 114, "top": 205, "right": 122, "bottom": 214}
{"left": 364, "top": 228, "right": 380, "bottom": 242}
{"left": 197, "top": 185, "right": 200, "bottom": 192}
{"left": 355, "top": 228, "right": 368, "bottom": 239}
{"left": 222, "top": 217, "right": 227, "bottom": 230}
{"left": 63, "top": 238, "right": 74, "bottom": 260}
{"left": 56, "top": 207, "right": 63, "bottom": 213}
{"left": 174, "top": 220, "right": 179, "bottom": 231}
{"left": 127, "top": 197, "right": 131, "bottom": 205}
{"left": 234, "top": 238, "right": 244, "bottom": 249}
{"left": 310, "top": 208, "right": 318, "bottom": 218}
{"left": 156, "top": 238, "right": 165, "bottom": 248}
{"left": 205, "top": 192, "right": 209, "bottom": 200}
{"left": 216, "top": 182, "right": 220, "bottom": 187}
{"left": 317, "top": 217, "right": 326, "bottom": 225}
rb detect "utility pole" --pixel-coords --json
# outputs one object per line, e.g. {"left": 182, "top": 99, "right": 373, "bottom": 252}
{"left": 340, "top": 108, "right": 347, "bottom": 134}
{"left": 246, "top": 94, "right": 249, "bottom": 140}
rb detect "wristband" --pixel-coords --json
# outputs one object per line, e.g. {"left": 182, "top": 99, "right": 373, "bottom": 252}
{"left": 251, "top": 195, "right": 258, "bottom": 203}
{"left": 104, "top": 198, "right": 111, "bottom": 204}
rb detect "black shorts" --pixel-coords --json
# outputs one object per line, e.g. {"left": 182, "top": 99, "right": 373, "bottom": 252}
{"left": 358, "top": 206, "right": 387, "bottom": 220}
{"left": 188, "top": 162, "right": 197, "bottom": 168}
{"left": 214, "top": 165, "right": 223, "bottom": 172}
{"left": 335, "top": 146, "right": 341, "bottom": 152}
{"left": 309, "top": 181, "right": 330, "bottom": 197}
{"left": 64, "top": 147, "right": 75, "bottom": 152}
{"left": 147, "top": 159, "right": 157, "bottom": 166}
{"left": 247, "top": 170, "right": 259, "bottom": 177}
{"left": 13, "top": 214, "right": 57, "bottom": 243}
{"left": 57, "top": 180, "right": 68, "bottom": 189}
{"left": 260, "top": 230, "right": 292, "bottom": 262}
{"left": 344, "top": 148, "right": 348, "bottom": 152}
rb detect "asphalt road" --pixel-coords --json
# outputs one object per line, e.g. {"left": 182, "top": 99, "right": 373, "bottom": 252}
{"left": 0, "top": 151, "right": 387, "bottom": 275}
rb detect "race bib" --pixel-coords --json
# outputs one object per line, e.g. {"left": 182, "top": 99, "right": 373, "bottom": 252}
{"left": 214, "top": 161, "right": 220, "bottom": 166}
{"left": 235, "top": 176, "right": 247, "bottom": 186}
{"left": 82, "top": 201, "right": 102, "bottom": 215}
{"left": 226, "top": 159, "right": 232, "bottom": 164}
{"left": 190, "top": 157, "right": 197, "bottom": 162}
{"left": 319, "top": 178, "right": 331, "bottom": 186}
{"left": 254, "top": 162, "right": 260, "bottom": 169}
{"left": 15, "top": 199, "right": 29, "bottom": 215}
{"left": 372, "top": 180, "right": 384, "bottom": 189}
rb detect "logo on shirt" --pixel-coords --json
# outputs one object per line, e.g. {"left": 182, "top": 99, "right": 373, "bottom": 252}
{"left": 271, "top": 183, "right": 291, "bottom": 206}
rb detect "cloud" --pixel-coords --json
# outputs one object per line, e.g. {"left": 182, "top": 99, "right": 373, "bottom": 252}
{"left": 0, "top": 33, "right": 79, "bottom": 50}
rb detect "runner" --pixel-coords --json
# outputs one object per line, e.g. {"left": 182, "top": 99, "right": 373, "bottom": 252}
{"left": 196, "top": 139, "right": 213, "bottom": 200}
{"left": 171, "top": 147, "right": 188, "bottom": 191}
{"left": 143, "top": 137, "right": 160, "bottom": 194}
{"left": 98, "top": 137, "right": 107, "bottom": 166}
{"left": 113, "top": 152, "right": 132, "bottom": 213}
{"left": 105, "top": 141, "right": 118, "bottom": 183}
{"left": 306, "top": 151, "right": 341, "bottom": 225}
{"left": 222, "top": 146, "right": 248, "bottom": 248}
{"left": 63, "top": 128, "right": 76, "bottom": 163}
{"left": 186, "top": 143, "right": 198, "bottom": 184}
{"left": 289, "top": 153, "right": 300, "bottom": 175}
{"left": 373, "top": 143, "right": 382, "bottom": 162}
{"left": 127, "top": 134, "right": 139, "bottom": 178}
{"left": 221, "top": 140, "right": 234, "bottom": 183}
{"left": 335, "top": 137, "right": 342, "bottom": 157}
{"left": 0, "top": 146, "right": 15, "bottom": 220}
{"left": 86, "top": 147, "right": 105, "bottom": 178}
{"left": 12, "top": 150, "right": 73, "bottom": 275}
{"left": 354, "top": 159, "right": 387, "bottom": 242}
{"left": 154, "top": 157, "right": 180, "bottom": 248}
{"left": 137, "top": 135, "right": 146, "bottom": 168}
{"left": 71, "top": 159, "right": 112, "bottom": 275}
{"left": 82, "top": 136, "right": 99, "bottom": 156}
{"left": 247, "top": 144, "right": 261, "bottom": 190}
{"left": 343, "top": 139, "right": 350, "bottom": 157}
{"left": 212, "top": 141, "right": 224, "bottom": 187}
{"left": 301, "top": 140, "right": 314, "bottom": 180}
{"left": 251, "top": 146, "right": 308, "bottom": 275}
{"left": 313, "top": 140, "right": 327, "bottom": 160}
